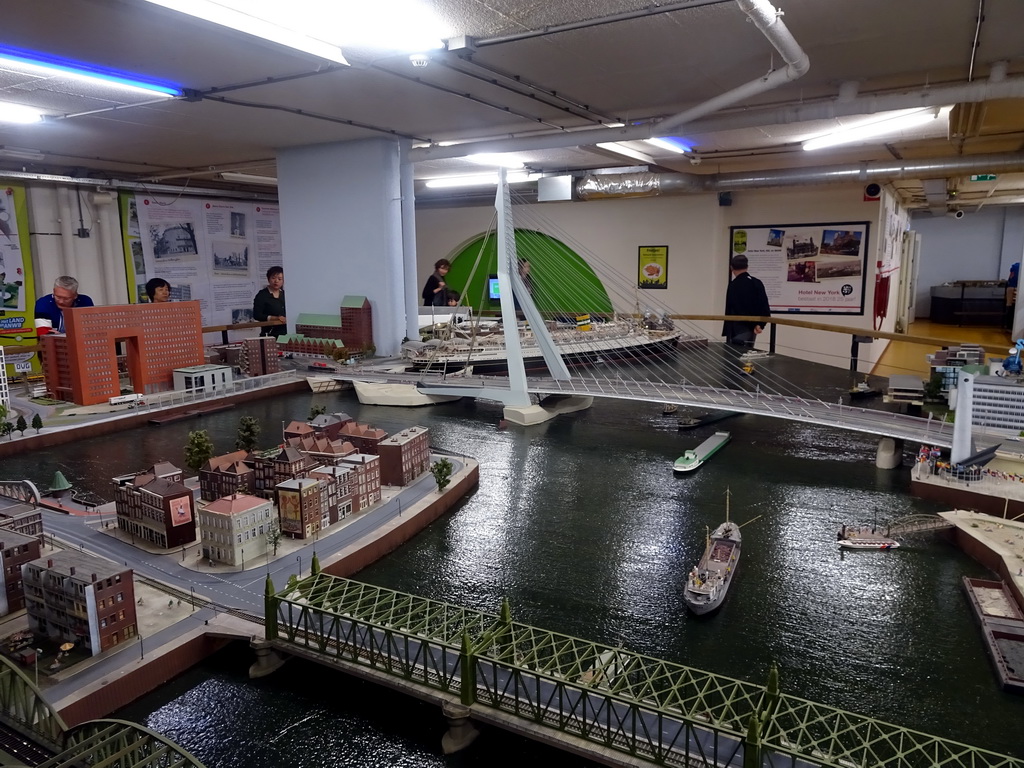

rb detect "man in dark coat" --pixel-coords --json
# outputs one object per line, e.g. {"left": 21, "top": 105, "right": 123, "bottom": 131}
{"left": 722, "top": 254, "right": 771, "bottom": 348}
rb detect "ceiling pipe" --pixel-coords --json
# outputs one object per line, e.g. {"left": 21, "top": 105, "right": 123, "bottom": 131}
{"left": 412, "top": 0, "right": 807, "bottom": 163}
{"left": 576, "top": 152, "right": 1024, "bottom": 200}
{"left": 656, "top": 0, "right": 809, "bottom": 134}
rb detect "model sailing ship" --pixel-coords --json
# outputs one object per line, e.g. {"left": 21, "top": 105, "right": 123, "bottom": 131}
{"left": 684, "top": 490, "right": 743, "bottom": 615}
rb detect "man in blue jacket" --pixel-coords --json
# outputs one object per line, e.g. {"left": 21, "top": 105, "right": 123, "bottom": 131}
{"left": 34, "top": 275, "right": 94, "bottom": 335}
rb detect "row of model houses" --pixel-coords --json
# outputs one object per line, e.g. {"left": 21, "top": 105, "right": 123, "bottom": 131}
{"left": 112, "top": 412, "right": 432, "bottom": 566}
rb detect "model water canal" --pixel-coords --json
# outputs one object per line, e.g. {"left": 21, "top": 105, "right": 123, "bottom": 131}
{"left": 5, "top": 357, "right": 1024, "bottom": 764}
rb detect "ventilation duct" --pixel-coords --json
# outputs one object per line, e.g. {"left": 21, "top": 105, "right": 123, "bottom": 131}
{"left": 576, "top": 152, "right": 1024, "bottom": 200}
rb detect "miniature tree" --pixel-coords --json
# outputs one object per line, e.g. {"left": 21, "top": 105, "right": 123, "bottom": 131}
{"left": 31, "top": 413, "right": 43, "bottom": 434}
{"left": 308, "top": 404, "right": 326, "bottom": 420}
{"left": 266, "top": 519, "right": 282, "bottom": 556}
{"left": 0, "top": 421, "right": 12, "bottom": 441}
{"left": 923, "top": 373, "right": 944, "bottom": 402}
{"left": 430, "top": 457, "right": 453, "bottom": 492}
{"left": 235, "top": 416, "right": 261, "bottom": 451}
{"left": 15, "top": 415, "right": 27, "bottom": 435}
{"left": 184, "top": 429, "right": 215, "bottom": 473}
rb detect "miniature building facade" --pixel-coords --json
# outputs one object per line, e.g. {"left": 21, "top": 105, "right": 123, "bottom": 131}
{"left": 276, "top": 477, "right": 322, "bottom": 538}
{"left": 338, "top": 422, "right": 388, "bottom": 455}
{"left": 42, "top": 302, "right": 204, "bottom": 405}
{"left": 172, "top": 364, "right": 233, "bottom": 393}
{"left": 198, "top": 493, "right": 274, "bottom": 566}
{"left": 0, "top": 530, "right": 42, "bottom": 614}
{"left": 200, "top": 450, "right": 255, "bottom": 501}
{"left": 959, "top": 373, "right": 1024, "bottom": 434}
{"left": 378, "top": 426, "right": 431, "bottom": 486}
{"left": 340, "top": 454, "right": 382, "bottom": 511}
{"left": 0, "top": 346, "right": 8, "bottom": 408}
{"left": 295, "top": 313, "right": 344, "bottom": 340}
{"left": 239, "top": 337, "right": 280, "bottom": 377}
{"left": 340, "top": 295, "right": 373, "bottom": 351}
{"left": 113, "top": 463, "right": 196, "bottom": 548}
{"left": 23, "top": 552, "right": 137, "bottom": 656}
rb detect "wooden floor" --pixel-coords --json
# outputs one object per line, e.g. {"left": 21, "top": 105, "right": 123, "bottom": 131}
{"left": 871, "top": 320, "right": 1015, "bottom": 379}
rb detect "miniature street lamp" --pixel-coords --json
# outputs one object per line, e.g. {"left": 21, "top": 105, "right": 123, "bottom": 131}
{"left": 190, "top": 586, "right": 196, "bottom": 611}
{"left": 33, "top": 649, "right": 42, "bottom": 688}
{"left": 296, "top": 555, "right": 301, "bottom": 578}
{"left": 139, "top": 634, "right": 144, "bottom": 660}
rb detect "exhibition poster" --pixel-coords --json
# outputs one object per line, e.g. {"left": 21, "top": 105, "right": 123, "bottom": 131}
{"left": 123, "top": 193, "right": 282, "bottom": 327}
{"left": 729, "top": 222, "right": 869, "bottom": 314}
{"left": 0, "top": 183, "right": 39, "bottom": 375}
{"left": 638, "top": 245, "right": 668, "bottom": 289}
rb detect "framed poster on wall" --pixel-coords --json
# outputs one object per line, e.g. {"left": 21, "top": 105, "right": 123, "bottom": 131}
{"left": 638, "top": 245, "right": 668, "bottom": 289}
{"left": 729, "top": 222, "right": 869, "bottom": 314}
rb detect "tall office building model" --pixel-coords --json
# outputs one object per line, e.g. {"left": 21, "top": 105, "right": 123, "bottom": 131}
{"left": 41, "top": 302, "right": 204, "bottom": 405}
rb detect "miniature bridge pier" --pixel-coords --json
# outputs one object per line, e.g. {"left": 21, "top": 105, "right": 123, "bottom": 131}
{"left": 261, "top": 571, "right": 1021, "bottom": 768}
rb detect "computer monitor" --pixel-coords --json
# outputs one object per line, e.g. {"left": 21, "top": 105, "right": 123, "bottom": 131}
{"left": 488, "top": 275, "right": 500, "bottom": 300}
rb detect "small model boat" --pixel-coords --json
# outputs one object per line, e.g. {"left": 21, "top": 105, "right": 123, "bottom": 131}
{"left": 677, "top": 411, "right": 740, "bottom": 430}
{"left": 848, "top": 379, "right": 881, "bottom": 401}
{"left": 673, "top": 431, "right": 731, "bottom": 473}
{"left": 837, "top": 524, "right": 899, "bottom": 550}
{"left": 684, "top": 491, "right": 743, "bottom": 615}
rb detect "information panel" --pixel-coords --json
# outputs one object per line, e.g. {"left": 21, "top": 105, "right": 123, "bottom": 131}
{"left": 123, "top": 193, "right": 282, "bottom": 327}
{"left": 729, "top": 222, "right": 870, "bottom": 315}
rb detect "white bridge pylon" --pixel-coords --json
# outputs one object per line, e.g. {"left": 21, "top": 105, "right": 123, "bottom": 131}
{"left": 418, "top": 169, "right": 583, "bottom": 424}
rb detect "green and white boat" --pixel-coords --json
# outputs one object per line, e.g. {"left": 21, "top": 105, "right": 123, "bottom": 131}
{"left": 673, "top": 431, "right": 731, "bottom": 473}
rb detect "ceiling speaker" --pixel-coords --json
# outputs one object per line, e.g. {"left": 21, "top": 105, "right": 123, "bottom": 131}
{"left": 863, "top": 183, "right": 881, "bottom": 201}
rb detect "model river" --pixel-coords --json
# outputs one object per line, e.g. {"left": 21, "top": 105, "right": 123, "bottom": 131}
{"left": 4, "top": 358, "right": 1024, "bottom": 764}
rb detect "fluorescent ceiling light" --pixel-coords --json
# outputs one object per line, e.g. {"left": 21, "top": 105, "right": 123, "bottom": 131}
{"left": 602, "top": 121, "right": 626, "bottom": 128}
{"left": 0, "top": 105, "right": 44, "bottom": 125}
{"left": 0, "top": 46, "right": 180, "bottom": 98}
{"left": 645, "top": 137, "right": 692, "bottom": 154}
{"left": 0, "top": 146, "right": 45, "bottom": 160}
{"left": 220, "top": 172, "right": 278, "bottom": 185}
{"left": 465, "top": 153, "right": 524, "bottom": 169}
{"left": 596, "top": 142, "right": 655, "bottom": 164}
{"left": 141, "top": 1, "right": 448, "bottom": 61}
{"left": 142, "top": 1, "right": 348, "bottom": 64}
{"left": 424, "top": 172, "right": 539, "bottom": 189}
{"left": 802, "top": 108, "right": 951, "bottom": 151}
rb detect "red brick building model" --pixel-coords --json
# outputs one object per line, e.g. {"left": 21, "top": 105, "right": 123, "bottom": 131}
{"left": 341, "top": 295, "right": 373, "bottom": 351}
{"left": 112, "top": 462, "right": 196, "bottom": 548}
{"left": 378, "top": 426, "right": 431, "bottom": 486}
{"left": 199, "top": 450, "right": 255, "bottom": 501}
{"left": 0, "top": 530, "right": 42, "bottom": 614}
{"left": 239, "top": 337, "right": 280, "bottom": 377}
{"left": 337, "top": 422, "right": 389, "bottom": 455}
{"left": 23, "top": 551, "right": 137, "bottom": 656}
{"left": 294, "top": 313, "right": 344, "bottom": 340}
{"left": 41, "top": 302, "right": 204, "bottom": 405}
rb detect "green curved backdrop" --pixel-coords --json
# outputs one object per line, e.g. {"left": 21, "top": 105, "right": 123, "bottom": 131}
{"left": 445, "top": 229, "right": 613, "bottom": 315}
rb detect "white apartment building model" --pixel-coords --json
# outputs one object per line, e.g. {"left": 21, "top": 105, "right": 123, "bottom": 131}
{"left": 951, "top": 371, "right": 1024, "bottom": 464}
{"left": 0, "top": 346, "right": 9, "bottom": 409}
{"left": 198, "top": 493, "right": 274, "bottom": 566}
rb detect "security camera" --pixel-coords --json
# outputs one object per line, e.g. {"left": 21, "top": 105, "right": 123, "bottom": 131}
{"left": 688, "top": 155, "right": 702, "bottom": 166}
{"left": 947, "top": 209, "right": 965, "bottom": 219}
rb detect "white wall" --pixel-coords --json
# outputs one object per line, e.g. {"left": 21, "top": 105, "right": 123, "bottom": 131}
{"left": 910, "top": 206, "right": 1024, "bottom": 317}
{"left": 278, "top": 138, "right": 408, "bottom": 356}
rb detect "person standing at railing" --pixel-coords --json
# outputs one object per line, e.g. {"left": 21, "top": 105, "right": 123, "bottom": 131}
{"left": 252, "top": 265, "right": 286, "bottom": 337}
{"left": 722, "top": 255, "right": 771, "bottom": 349}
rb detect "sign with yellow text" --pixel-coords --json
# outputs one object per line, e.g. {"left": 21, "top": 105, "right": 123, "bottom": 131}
{"left": 638, "top": 246, "right": 667, "bottom": 289}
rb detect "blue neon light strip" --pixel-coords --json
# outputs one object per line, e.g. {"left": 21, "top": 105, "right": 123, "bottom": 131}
{"left": 0, "top": 46, "right": 180, "bottom": 97}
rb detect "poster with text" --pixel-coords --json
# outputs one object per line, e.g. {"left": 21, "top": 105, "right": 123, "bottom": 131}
{"left": 125, "top": 194, "right": 282, "bottom": 327}
{"left": 638, "top": 245, "right": 668, "bottom": 289}
{"left": 0, "top": 183, "right": 40, "bottom": 375}
{"left": 729, "top": 222, "right": 869, "bottom": 314}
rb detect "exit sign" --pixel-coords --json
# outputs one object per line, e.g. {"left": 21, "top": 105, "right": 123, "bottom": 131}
{"left": 970, "top": 174, "right": 997, "bottom": 181}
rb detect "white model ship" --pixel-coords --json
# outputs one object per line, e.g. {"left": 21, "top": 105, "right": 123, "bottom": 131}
{"left": 401, "top": 316, "right": 686, "bottom": 375}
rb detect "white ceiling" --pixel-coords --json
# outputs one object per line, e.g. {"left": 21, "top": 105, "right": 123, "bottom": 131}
{"left": 1, "top": 0, "right": 1023, "bottom": 210}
